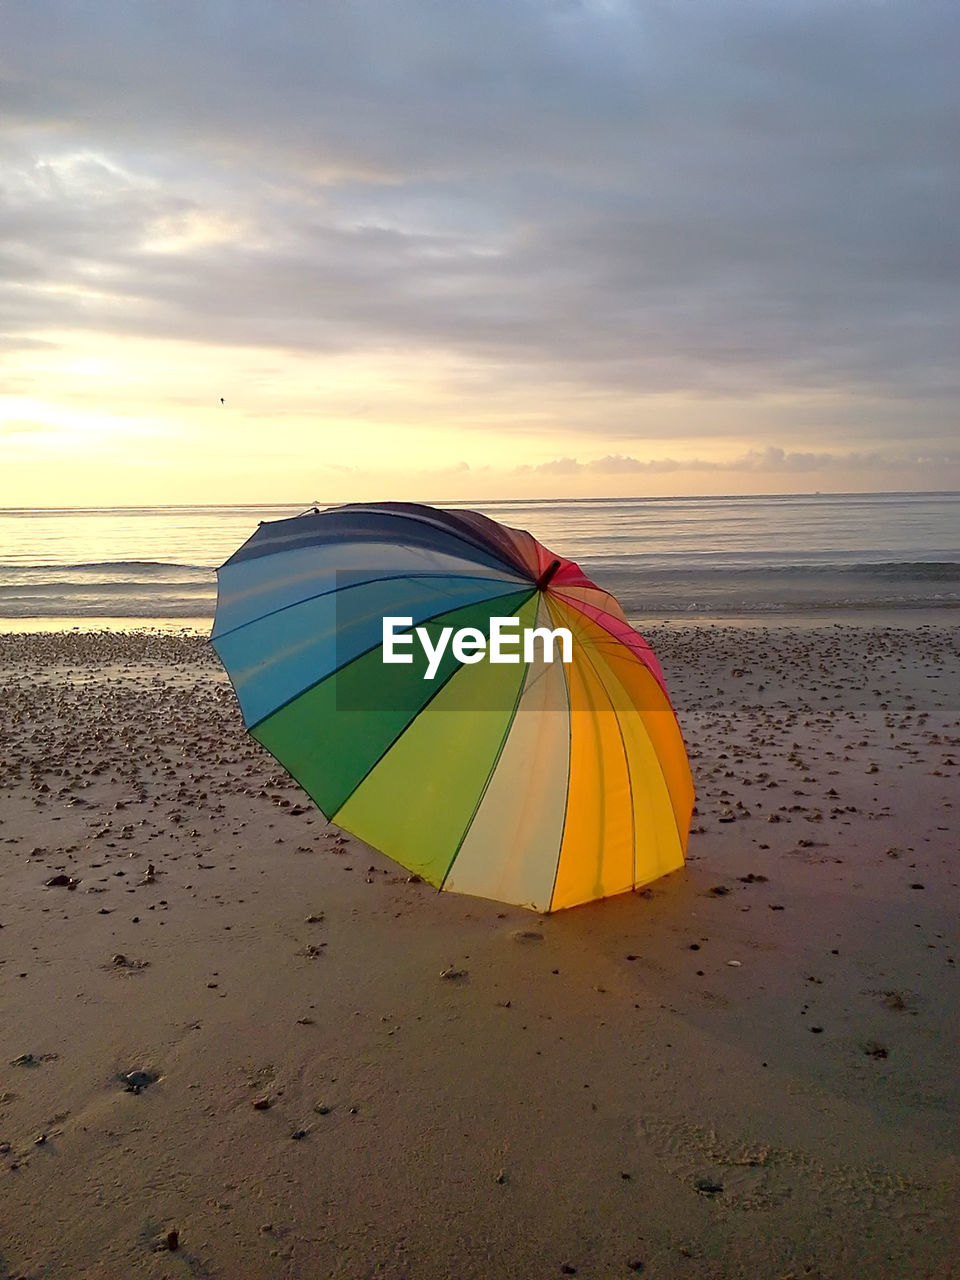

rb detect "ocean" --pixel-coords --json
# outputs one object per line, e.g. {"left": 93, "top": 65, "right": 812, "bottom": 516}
{"left": 1, "top": 492, "right": 958, "bottom": 630}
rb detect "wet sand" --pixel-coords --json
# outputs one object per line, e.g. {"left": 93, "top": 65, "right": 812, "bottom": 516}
{"left": 0, "top": 624, "right": 957, "bottom": 1280}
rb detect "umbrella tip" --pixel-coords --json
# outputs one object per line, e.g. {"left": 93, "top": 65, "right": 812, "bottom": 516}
{"left": 536, "top": 559, "right": 562, "bottom": 591}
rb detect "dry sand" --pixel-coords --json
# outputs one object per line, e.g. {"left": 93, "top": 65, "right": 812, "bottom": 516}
{"left": 0, "top": 624, "right": 957, "bottom": 1280}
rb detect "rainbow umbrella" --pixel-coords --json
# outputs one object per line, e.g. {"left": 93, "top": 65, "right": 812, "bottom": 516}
{"left": 211, "top": 502, "right": 694, "bottom": 912}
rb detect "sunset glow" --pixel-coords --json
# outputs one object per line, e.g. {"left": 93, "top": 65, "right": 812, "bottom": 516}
{"left": 2, "top": 2, "right": 957, "bottom": 504}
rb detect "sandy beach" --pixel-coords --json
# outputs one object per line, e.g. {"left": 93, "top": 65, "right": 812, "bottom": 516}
{"left": 0, "top": 623, "right": 957, "bottom": 1280}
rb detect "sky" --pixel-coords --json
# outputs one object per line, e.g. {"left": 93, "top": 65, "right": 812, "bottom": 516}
{"left": 1, "top": 0, "right": 958, "bottom": 506}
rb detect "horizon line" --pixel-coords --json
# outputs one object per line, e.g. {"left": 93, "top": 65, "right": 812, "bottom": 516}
{"left": 2, "top": 487, "right": 960, "bottom": 514}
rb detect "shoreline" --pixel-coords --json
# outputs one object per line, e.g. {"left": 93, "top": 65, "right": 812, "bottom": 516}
{"left": 1, "top": 605, "right": 958, "bottom": 636}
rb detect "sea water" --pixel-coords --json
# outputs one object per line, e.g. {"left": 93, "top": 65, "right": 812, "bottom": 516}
{"left": 0, "top": 492, "right": 958, "bottom": 629}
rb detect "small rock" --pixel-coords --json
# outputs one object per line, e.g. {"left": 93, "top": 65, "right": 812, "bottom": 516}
{"left": 694, "top": 1177, "right": 724, "bottom": 1196}
{"left": 440, "top": 967, "right": 467, "bottom": 981}
{"left": 291, "top": 1128, "right": 308, "bottom": 1140}
{"left": 44, "top": 874, "right": 80, "bottom": 889}
{"left": 120, "top": 1069, "right": 159, "bottom": 1094}
{"left": 863, "top": 1041, "right": 889, "bottom": 1059}
{"left": 153, "top": 1228, "right": 179, "bottom": 1253}
{"left": 252, "top": 1096, "right": 271, "bottom": 1110}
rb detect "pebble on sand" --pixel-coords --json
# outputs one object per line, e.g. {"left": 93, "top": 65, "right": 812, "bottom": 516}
{"left": 694, "top": 1178, "right": 724, "bottom": 1196}
{"left": 44, "top": 874, "right": 80, "bottom": 889}
{"left": 120, "top": 1069, "right": 159, "bottom": 1094}
{"left": 153, "top": 1228, "right": 179, "bottom": 1252}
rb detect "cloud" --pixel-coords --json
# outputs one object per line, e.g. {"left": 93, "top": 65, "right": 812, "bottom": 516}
{"left": 0, "top": 0, "right": 957, "bottom": 464}
{"left": 525, "top": 456, "right": 585, "bottom": 476}
{"left": 520, "top": 445, "right": 899, "bottom": 475}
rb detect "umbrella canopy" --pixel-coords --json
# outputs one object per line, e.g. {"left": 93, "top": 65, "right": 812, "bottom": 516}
{"left": 211, "top": 502, "right": 694, "bottom": 912}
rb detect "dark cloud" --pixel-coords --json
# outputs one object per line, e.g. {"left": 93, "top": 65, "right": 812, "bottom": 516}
{"left": 1, "top": 0, "right": 958, "bottom": 444}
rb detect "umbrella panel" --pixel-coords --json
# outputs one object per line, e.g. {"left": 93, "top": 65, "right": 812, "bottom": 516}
{"left": 443, "top": 597, "right": 571, "bottom": 911}
{"left": 251, "top": 587, "right": 536, "bottom": 820}
{"left": 334, "top": 592, "right": 541, "bottom": 884}
{"left": 214, "top": 574, "right": 527, "bottom": 730}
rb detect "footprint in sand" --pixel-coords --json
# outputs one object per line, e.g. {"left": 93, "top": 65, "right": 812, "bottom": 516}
{"left": 635, "top": 1114, "right": 948, "bottom": 1219}
{"left": 636, "top": 1115, "right": 793, "bottom": 1211}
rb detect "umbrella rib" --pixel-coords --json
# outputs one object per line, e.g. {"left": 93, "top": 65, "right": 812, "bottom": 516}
{"left": 558, "top": 606, "right": 639, "bottom": 895}
{"left": 256, "top": 660, "right": 466, "bottom": 830}
{"left": 437, "top": 654, "right": 531, "bottom": 894}
{"left": 334, "top": 503, "right": 534, "bottom": 576}
{"left": 542, "top": 593, "right": 574, "bottom": 914}
{"left": 211, "top": 569, "right": 529, "bottom": 643}
{"left": 242, "top": 584, "right": 536, "bottom": 734}
{"left": 328, "top": 595, "right": 538, "bottom": 821}
{"left": 554, "top": 599, "right": 689, "bottom": 868}
{"left": 250, "top": 731, "right": 333, "bottom": 824}
{"left": 325, "top": 664, "right": 463, "bottom": 821}
{"left": 221, "top": 507, "right": 529, "bottom": 576}
{"left": 598, "top": 646, "right": 691, "bottom": 858}
{"left": 550, "top": 601, "right": 611, "bottom": 905}
{"left": 549, "top": 588, "right": 669, "bottom": 697}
